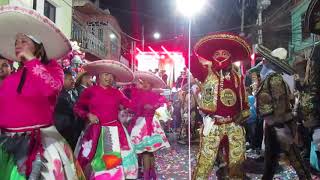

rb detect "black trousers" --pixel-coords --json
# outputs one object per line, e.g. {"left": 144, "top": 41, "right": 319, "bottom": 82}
{"left": 253, "top": 116, "right": 264, "bottom": 149}
{"left": 245, "top": 117, "right": 264, "bottom": 150}
{"left": 262, "top": 122, "right": 311, "bottom": 180}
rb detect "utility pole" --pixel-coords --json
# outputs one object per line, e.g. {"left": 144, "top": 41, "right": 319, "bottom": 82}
{"left": 142, "top": 25, "right": 145, "bottom": 51}
{"left": 257, "top": 7, "right": 263, "bottom": 44}
{"left": 131, "top": 41, "right": 136, "bottom": 71}
{"left": 240, "top": 0, "right": 246, "bottom": 35}
{"left": 257, "top": 0, "right": 271, "bottom": 44}
{"left": 94, "top": 0, "right": 100, "bottom": 7}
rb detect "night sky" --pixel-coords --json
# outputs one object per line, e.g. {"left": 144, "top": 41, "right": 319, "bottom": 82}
{"left": 100, "top": 0, "right": 258, "bottom": 43}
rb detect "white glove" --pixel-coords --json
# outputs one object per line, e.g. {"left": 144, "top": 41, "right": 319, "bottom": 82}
{"left": 203, "top": 115, "right": 215, "bottom": 136}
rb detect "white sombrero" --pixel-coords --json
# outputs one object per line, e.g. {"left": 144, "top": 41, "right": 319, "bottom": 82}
{"left": 134, "top": 71, "right": 166, "bottom": 89}
{"left": 83, "top": 60, "right": 134, "bottom": 83}
{"left": 256, "top": 45, "right": 295, "bottom": 75}
{"left": 0, "top": 6, "right": 71, "bottom": 61}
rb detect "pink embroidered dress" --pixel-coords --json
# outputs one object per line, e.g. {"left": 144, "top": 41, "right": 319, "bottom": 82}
{"left": 74, "top": 85, "right": 138, "bottom": 180}
{"left": 0, "top": 59, "right": 62, "bottom": 128}
{"left": 0, "top": 59, "right": 84, "bottom": 180}
{"left": 128, "top": 88, "right": 170, "bottom": 154}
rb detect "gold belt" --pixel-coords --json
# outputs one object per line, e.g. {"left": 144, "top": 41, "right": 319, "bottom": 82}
{"left": 214, "top": 116, "right": 233, "bottom": 124}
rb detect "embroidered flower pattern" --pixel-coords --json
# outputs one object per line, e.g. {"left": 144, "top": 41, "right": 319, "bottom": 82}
{"left": 64, "top": 144, "right": 73, "bottom": 161}
{"left": 53, "top": 159, "right": 65, "bottom": 180}
{"left": 32, "top": 64, "right": 62, "bottom": 90}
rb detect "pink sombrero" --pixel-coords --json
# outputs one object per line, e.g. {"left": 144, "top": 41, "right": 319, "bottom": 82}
{"left": 0, "top": 6, "right": 71, "bottom": 61}
{"left": 83, "top": 60, "right": 134, "bottom": 83}
{"left": 134, "top": 71, "right": 166, "bottom": 89}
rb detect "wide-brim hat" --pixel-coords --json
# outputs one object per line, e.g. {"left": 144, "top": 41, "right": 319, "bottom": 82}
{"left": 83, "top": 60, "right": 134, "bottom": 83}
{"left": 304, "top": 0, "right": 320, "bottom": 35}
{"left": 194, "top": 32, "right": 251, "bottom": 64}
{"left": 0, "top": 6, "right": 71, "bottom": 61}
{"left": 256, "top": 45, "right": 295, "bottom": 75}
{"left": 134, "top": 71, "right": 166, "bottom": 89}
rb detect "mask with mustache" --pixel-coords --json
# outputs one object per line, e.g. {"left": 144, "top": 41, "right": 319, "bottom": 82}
{"left": 212, "top": 49, "right": 232, "bottom": 71}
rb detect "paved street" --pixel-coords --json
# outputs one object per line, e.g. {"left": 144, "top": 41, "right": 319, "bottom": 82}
{"left": 153, "top": 133, "right": 318, "bottom": 180}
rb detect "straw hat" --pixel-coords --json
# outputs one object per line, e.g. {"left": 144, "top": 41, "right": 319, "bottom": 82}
{"left": 256, "top": 45, "right": 295, "bottom": 75}
{"left": 134, "top": 71, "right": 166, "bottom": 89}
{"left": 83, "top": 60, "right": 134, "bottom": 83}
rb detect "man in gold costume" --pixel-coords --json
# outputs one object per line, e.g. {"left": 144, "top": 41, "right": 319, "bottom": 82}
{"left": 191, "top": 33, "right": 251, "bottom": 179}
{"left": 255, "top": 45, "right": 311, "bottom": 180}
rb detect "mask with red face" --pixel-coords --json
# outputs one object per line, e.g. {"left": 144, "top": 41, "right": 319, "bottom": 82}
{"left": 212, "top": 49, "right": 232, "bottom": 70}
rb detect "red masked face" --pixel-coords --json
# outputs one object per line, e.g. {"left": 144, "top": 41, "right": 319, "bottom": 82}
{"left": 212, "top": 49, "right": 232, "bottom": 70}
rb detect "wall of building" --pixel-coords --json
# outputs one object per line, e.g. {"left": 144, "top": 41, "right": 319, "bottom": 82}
{"left": 0, "top": 0, "right": 9, "bottom": 5}
{"left": 43, "top": 0, "right": 72, "bottom": 38}
{"left": 72, "top": 2, "right": 122, "bottom": 61}
{"left": 291, "top": 0, "right": 314, "bottom": 53}
{"left": 0, "top": 0, "right": 72, "bottom": 38}
{"left": 106, "top": 21, "right": 121, "bottom": 60}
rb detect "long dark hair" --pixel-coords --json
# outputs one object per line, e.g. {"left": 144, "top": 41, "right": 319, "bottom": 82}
{"left": 17, "top": 40, "right": 49, "bottom": 94}
{"left": 34, "top": 42, "right": 49, "bottom": 65}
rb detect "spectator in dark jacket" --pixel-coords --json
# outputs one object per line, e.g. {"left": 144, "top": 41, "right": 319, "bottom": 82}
{"left": 75, "top": 71, "right": 92, "bottom": 96}
{"left": 54, "top": 70, "right": 82, "bottom": 150}
{"left": 176, "top": 71, "right": 187, "bottom": 89}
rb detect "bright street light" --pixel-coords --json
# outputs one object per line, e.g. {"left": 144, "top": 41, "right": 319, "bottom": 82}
{"left": 153, "top": 32, "right": 160, "bottom": 39}
{"left": 176, "top": 0, "right": 206, "bottom": 17}
{"left": 109, "top": 33, "right": 116, "bottom": 39}
{"left": 176, "top": 1, "right": 206, "bottom": 179}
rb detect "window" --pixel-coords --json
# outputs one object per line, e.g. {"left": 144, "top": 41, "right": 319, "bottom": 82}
{"left": 110, "top": 32, "right": 119, "bottom": 57}
{"left": 33, "top": 0, "right": 37, "bottom": 10}
{"left": 44, "top": 0, "right": 56, "bottom": 23}
{"left": 98, "top": 28, "right": 103, "bottom": 41}
{"left": 87, "top": 21, "right": 105, "bottom": 41}
{"left": 301, "top": 12, "right": 311, "bottom": 40}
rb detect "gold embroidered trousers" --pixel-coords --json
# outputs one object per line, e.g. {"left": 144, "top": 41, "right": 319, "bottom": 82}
{"left": 193, "top": 122, "right": 246, "bottom": 180}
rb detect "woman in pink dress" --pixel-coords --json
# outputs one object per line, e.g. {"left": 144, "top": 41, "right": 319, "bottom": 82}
{"left": 128, "top": 71, "right": 170, "bottom": 180}
{"left": 0, "top": 6, "right": 84, "bottom": 180}
{"left": 74, "top": 60, "right": 138, "bottom": 180}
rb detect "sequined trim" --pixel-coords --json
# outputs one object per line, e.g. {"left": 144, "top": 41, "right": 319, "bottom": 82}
{"left": 197, "top": 72, "right": 219, "bottom": 113}
{"left": 241, "top": 110, "right": 250, "bottom": 119}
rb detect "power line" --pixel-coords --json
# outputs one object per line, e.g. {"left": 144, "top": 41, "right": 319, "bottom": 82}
{"left": 264, "top": 0, "right": 291, "bottom": 24}
{"left": 119, "top": 31, "right": 142, "bottom": 42}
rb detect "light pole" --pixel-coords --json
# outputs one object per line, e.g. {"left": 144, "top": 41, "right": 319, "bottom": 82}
{"left": 240, "top": 0, "right": 246, "bottom": 35}
{"left": 257, "top": 0, "right": 271, "bottom": 44}
{"left": 176, "top": 0, "right": 205, "bottom": 178}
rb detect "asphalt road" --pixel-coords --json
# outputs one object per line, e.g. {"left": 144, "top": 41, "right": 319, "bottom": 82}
{"left": 153, "top": 132, "right": 320, "bottom": 180}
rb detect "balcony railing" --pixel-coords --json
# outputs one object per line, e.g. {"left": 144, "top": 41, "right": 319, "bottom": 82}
{"left": 71, "top": 21, "right": 107, "bottom": 58}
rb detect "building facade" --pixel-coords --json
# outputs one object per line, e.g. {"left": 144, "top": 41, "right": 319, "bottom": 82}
{"left": 290, "top": 0, "right": 319, "bottom": 64}
{"left": 0, "top": 0, "right": 72, "bottom": 38}
{"left": 72, "top": 0, "right": 122, "bottom": 61}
